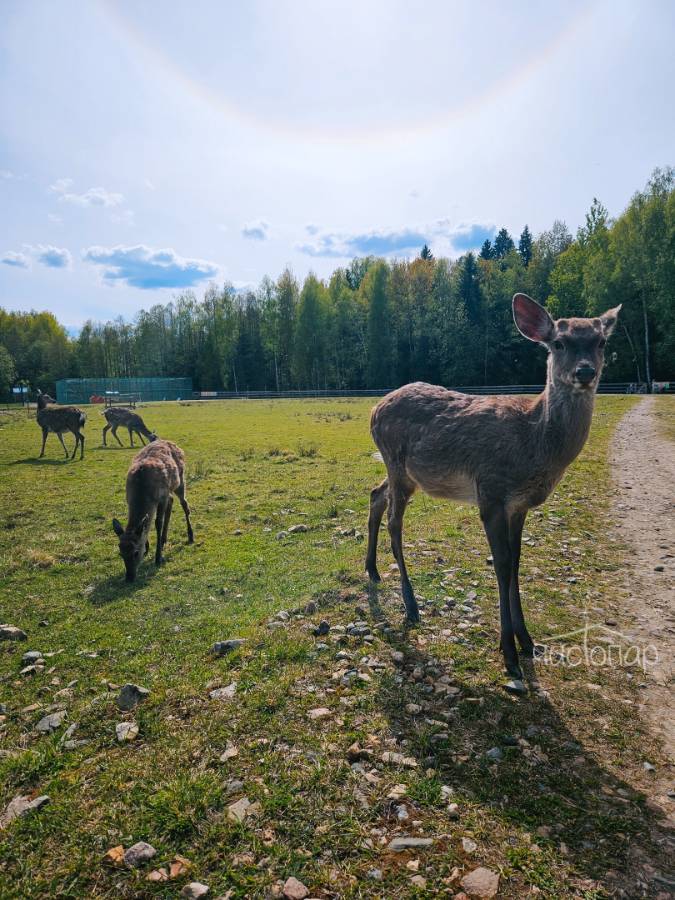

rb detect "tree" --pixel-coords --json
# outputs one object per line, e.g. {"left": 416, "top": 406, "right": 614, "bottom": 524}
{"left": 364, "top": 262, "right": 393, "bottom": 387}
{"left": 294, "top": 274, "right": 327, "bottom": 389}
{"left": 0, "top": 345, "right": 15, "bottom": 396}
{"left": 420, "top": 244, "right": 434, "bottom": 260}
{"left": 493, "top": 228, "right": 515, "bottom": 259}
{"left": 518, "top": 225, "right": 533, "bottom": 267}
{"left": 479, "top": 239, "right": 494, "bottom": 260}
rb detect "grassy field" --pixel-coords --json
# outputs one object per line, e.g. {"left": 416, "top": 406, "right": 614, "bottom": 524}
{"left": 0, "top": 396, "right": 670, "bottom": 898}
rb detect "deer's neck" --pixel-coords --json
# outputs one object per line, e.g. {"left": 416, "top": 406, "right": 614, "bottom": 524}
{"left": 537, "top": 364, "right": 596, "bottom": 469}
{"left": 127, "top": 493, "right": 156, "bottom": 536}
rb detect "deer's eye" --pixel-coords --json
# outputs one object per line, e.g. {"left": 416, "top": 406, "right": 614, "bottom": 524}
{"left": 598, "top": 338, "right": 606, "bottom": 349}
{"left": 553, "top": 340, "right": 564, "bottom": 351}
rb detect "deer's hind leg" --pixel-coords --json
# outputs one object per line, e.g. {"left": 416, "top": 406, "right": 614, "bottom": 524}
{"left": 480, "top": 502, "right": 521, "bottom": 679}
{"left": 176, "top": 481, "right": 194, "bottom": 543}
{"left": 155, "top": 502, "right": 166, "bottom": 565}
{"left": 387, "top": 476, "right": 418, "bottom": 624}
{"left": 507, "top": 509, "right": 534, "bottom": 655}
{"left": 161, "top": 496, "right": 173, "bottom": 548}
{"left": 111, "top": 425, "right": 124, "bottom": 447}
{"left": 56, "top": 431, "right": 69, "bottom": 458}
{"left": 39, "top": 427, "right": 49, "bottom": 458}
{"left": 365, "top": 478, "right": 388, "bottom": 582}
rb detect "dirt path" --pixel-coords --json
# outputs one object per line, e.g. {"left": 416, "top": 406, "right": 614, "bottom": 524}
{"left": 610, "top": 396, "right": 675, "bottom": 778}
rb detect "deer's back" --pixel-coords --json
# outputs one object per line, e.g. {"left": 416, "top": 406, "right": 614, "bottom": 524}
{"left": 38, "top": 404, "right": 85, "bottom": 431}
{"left": 126, "top": 440, "right": 184, "bottom": 501}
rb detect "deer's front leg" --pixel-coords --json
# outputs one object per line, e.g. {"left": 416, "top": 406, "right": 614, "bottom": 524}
{"left": 155, "top": 504, "right": 165, "bottom": 566}
{"left": 387, "top": 481, "right": 418, "bottom": 624}
{"left": 481, "top": 503, "right": 521, "bottom": 679}
{"left": 507, "top": 510, "right": 534, "bottom": 655}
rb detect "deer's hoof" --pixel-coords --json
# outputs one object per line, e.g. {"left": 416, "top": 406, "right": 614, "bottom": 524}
{"left": 366, "top": 567, "right": 381, "bottom": 583}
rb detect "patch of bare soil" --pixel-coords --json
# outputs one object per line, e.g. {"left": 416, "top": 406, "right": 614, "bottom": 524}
{"left": 610, "top": 397, "right": 675, "bottom": 816}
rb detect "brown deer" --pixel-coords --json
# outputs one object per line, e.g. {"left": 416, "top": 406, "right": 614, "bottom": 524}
{"left": 102, "top": 407, "right": 157, "bottom": 447}
{"left": 36, "top": 391, "right": 86, "bottom": 460}
{"left": 112, "top": 439, "right": 194, "bottom": 581}
{"left": 365, "top": 293, "right": 621, "bottom": 680}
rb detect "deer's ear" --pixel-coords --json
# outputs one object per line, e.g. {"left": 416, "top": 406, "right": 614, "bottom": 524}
{"left": 513, "top": 293, "right": 555, "bottom": 343}
{"left": 600, "top": 304, "right": 621, "bottom": 337}
{"left": 134, "top": 514, "right": 149, "bottom": 536}
{"left": 112, "top": 518, "right": 124, "bottom": 537}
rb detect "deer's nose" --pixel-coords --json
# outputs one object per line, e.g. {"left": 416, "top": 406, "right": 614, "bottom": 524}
{"left": 575, "top": 364, "right": 596, "bottom": 384}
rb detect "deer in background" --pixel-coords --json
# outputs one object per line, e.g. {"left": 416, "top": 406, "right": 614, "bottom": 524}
{"left": 36, "top": 391, "right": 86, "bottom": 460}
{"left": 102, "top": 407, "right": 157, "bottom": 447}
{"left": 365, "top": 294, "right": 621, "bottom": 680}
{"left": 112, "top": 439, "right": 194, "bottom": 581}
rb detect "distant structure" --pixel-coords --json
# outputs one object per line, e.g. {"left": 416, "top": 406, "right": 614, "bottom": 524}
{"left": 56, "top": 377, "right": 192, "bottom": 405}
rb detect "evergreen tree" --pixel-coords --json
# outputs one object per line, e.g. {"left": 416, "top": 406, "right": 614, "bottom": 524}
{"left": 479, "top": 239, "right": 494, "bottom": 260}
{"left": 493, "top": 227, "right": 515, "bottom": 259}
{"left": 420, "top": 243, "right": 434, "bottom": 260}
{"left": 518, "top": 225, "right": 533, "bottom": 267}
{"left": 365, "top": 261, "right": 393, "bottom": 387}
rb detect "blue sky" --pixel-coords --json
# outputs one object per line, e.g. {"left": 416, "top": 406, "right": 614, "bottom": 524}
{"left": 1, "top": 0, "right": 673, "bottom": 326}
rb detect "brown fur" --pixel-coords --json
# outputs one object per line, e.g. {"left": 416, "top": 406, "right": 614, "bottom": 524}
{"left": 365, "top": 294, "right": 621, "bottom": 678}
{"left": 36, "top": 391, "right": 86, "bottom": 460}
{"left": 112, "top": 439, "right": 194, "bottom": 581}
{"left": 102, "top": 407, "right": 157, "bottom": 447}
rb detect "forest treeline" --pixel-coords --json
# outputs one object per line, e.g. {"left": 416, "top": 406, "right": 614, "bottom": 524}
{"left": 1, "top": 168, "right": 673, "bottom": 397}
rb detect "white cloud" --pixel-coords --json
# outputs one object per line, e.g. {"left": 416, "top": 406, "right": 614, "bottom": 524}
{"left": 2, "top": 251, "right": 30, "bottom": 268}
{"left": 82, "top": 244, "right": 219, "bottom": 289}
{"left": 50, "top": 177, "right": 124, "bottom": 207}
{"left": 33, "top": 244, "right": 72, "bottom": 268}
{"left": 241, "top": 219, "right": 270, "bottom": 240}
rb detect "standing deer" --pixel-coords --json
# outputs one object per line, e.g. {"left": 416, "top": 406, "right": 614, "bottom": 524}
{"left": 112, "top": 440, "right": 194, "bottom": 582}
{"left": 366, "top": 294, "right": 621, "bottom": 679}
{"left": 102, "top": 407, "right": 157, "bottom": 447}
{"left": 36, "top": 391, "right": 86, "bottom": 460}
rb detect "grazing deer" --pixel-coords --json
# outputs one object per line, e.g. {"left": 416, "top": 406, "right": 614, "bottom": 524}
{"left": 36, "top": 391, "right": 86, "bottom": 460}
{"left": 102, "top": 407, "right": 157, "bottom": 447}
{"left": 365, "top": 294, "right": 621, "bottom": 679}
{"left": 112, "top": 439, "right": 194, "bottom": 581}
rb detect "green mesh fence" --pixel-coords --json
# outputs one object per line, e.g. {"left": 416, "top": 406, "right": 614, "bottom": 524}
{"left": 55, "top": 377, "right": 192, "bottom": 404}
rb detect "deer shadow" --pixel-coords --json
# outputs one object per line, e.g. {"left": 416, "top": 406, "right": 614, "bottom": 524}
{"left": 366, "top": 584, "right": 673, "bottom": 895}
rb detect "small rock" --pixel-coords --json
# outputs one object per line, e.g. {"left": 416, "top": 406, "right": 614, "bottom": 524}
{"left": 447, "top": 802, "right": 460, "bottom": 819}
{"left": 367, "top": 868, "right": 383, "bottom": 881}
{"left": 181, "top": 883, "right": 209, "bottom": 899}
{"left": 0, "top": 624, "right": 27, "bottom": 641}
{"left": 307, "top": 707, "right": 331, "bottom": 720}
{"left": 406, "top": 703, "right": 422, "bottom": 714}
{"left": 227, "top": 797, "right": 252, "bottom": 822}
{"left": 282, "top": 877, "right": 309, "bottom": 899}
{"left": 220, "top": 742, "right": 239, "bottom": 762}
{"left": 654, "top": 565, "right": 665, "bottom": 572}
{"left": 313, "top": 620, "right": 330, "bottom": 637}
{"left": 146, "top": 868, "right": 169, "bottom": 882}
{"left": 0, "top": 794, "right": 50, "bottom": 827}
{"left": 485, "top": 747, "right": 503, "bottom": 762}
{"left": 288, "top": 524, "right": 309, "bottom": 534}
{"left": 462, "top": 837, "right": 478, "bottom": 853}
{"left": 124, "top": 842, "right": 157, "bottom": 867}
{"left": 643, "top": 762, "right": 656, "bottom": 773}
{"left": 276, "top": 531, "right": 289, "bottom": 540}
{"left": 116, "top": 722, "right": 139, "bottom": 742}
{"left": 460, "top": 866, "right": 500, "bottom": 898}
{"left": 170, "top": 855, "right": 192, "bottom": 878}
{"left": 36, "top": 710, "right": 66, "bottom": 733}
{"left": 503, "top": 679, "right": 527, "bottom": 696}
{"left": 117, "top": 684, "right": 149, "bottom": 711}
{"left": 387, "top": 837, "right": 434, "bottom": 851}
{"left": 410, "top": 875, "right": 427, "bottom": 888}
{"left": 103, "top": 845, "right": 125, "bottom": 867}
{"left": 304, "top": 601, "right": 317, "bottom": 614}
{"left": 211, "top": 639, "right": 245, "bottom": 656}
{"left": 209, "top": 683, "right": 237, "bottom": 701}
{"left": 22, "top": 651, "right": 43, "bottom": 664}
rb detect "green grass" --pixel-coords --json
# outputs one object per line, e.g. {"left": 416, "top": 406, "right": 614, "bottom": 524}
{"left": 0, "top": 396, "right": 668, "bottom": 898}
{"left": 653, "top": 394, "right": 675, "bottom": 443}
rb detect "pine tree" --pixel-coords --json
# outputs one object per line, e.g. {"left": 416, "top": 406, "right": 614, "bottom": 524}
{"left": 365, "top": 262, "right": 393, "bottom": 387}
{"left": 518, "top": 225, "right": 533, "bottom": 266}
{"left": 479, "top": 239, "right": 494, "bottom": 260}
{"left": 493, "top": 228, "right": 515, "bottom": 259}
{"left": 420, "top": 244, "right": 434, "bottom": 260}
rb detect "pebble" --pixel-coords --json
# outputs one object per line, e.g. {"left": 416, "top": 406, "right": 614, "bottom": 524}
{"left": 211, "top": 639, "right": 245, "bottom": 656}
{"left": 485, "top": 747, "right": 503, "bottom": 762}
{"left": 313, "top": 620, "right": 330, "bottom": 637}
{"left": 124, "top": 841, "right": 157, "bottom": 867}
{"left": 447, "top": 802, "right": 460, "bottom": 819}
{"left": 209, "top": 683, "right": 237, "bottom": 701}
{"left": 307, "top": 707, "right": 331, "bottom": 720}
{"left": 462, "top": 837, "right": 478, "bottom": 853}
{"left": 288, "top": 524, "right": 309, "bottom": 534}
{"left": 0, "top": 624, "right": 27, "bottom": 641}
{"left": 219, "top": 742, "right": 239, "bottom": 761}
{"left": 503, "top": 679, "right": 527, "bottom": 696}
{"left": 0, "top": 794, "right": 50, "bottom": 827}
{"left": 36, "top": 710, "right": 66, "bottom": 733}
{"left": 227, "top": 797, "right": 253, "bottom": 822}
{"left": 460, "top": 866, "right": 500, "bottom": 898}
{"left": 117, "top": 684, "right": 149, "bottom": 711}
{"left": 116, "top": 722, "right": 139, "bottom": 742}
{"left": 181, "top": 883, "right": 210, "bottom": 899}
{"left": 387, "top": 836, "right": 434, "bottom": 851}
{"left": 410, "top": 875, "right": 427, "bottom": 888}
{"left": 282, "top": 876, "right": 309, "bottom": 899}
{"left": 22, "top": 651, "right": 43, "bottom": 664}
{"left": 367, "top": 868, "right": 383, "bottom": 880}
